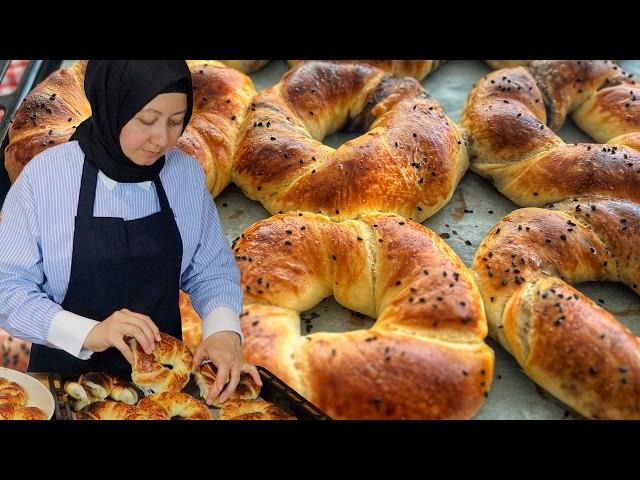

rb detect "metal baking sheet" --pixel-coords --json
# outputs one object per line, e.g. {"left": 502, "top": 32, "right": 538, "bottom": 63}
{"left": 47, "top": 366, "right": 329, "bottom": 420}
{"left": 209, "top": 60, "right": 640, "bottom": 420}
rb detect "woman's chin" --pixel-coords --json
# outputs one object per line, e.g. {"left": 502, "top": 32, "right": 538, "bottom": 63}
{"left": 132, "top": 153, "right": 161, "bottom": 166}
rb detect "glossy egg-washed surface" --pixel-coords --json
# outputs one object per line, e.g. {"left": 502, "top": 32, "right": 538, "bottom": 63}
{"left": 233, "top": 212, "right": 493, "bottom": 419}
{"left": 221, "top": 60, "right": 640, "bottom": 419}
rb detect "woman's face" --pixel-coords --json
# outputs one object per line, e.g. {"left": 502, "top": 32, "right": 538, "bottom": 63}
{"left": 119, "top": 93, "right": 187, "bottom": 166}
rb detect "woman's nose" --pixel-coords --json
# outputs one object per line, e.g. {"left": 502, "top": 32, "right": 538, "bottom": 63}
{"left": 149, "top": 124, "right": 171, "bottom": 148}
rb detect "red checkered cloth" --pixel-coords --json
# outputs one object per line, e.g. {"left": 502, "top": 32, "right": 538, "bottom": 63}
{"left": 0, "top": 60, "right": 28, "bottom": 123}
{"left": 0, "top": 59, "right": 28, "bottom": 95}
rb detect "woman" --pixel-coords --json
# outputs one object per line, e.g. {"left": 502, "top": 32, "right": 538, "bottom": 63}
{"left": 0, "top": 60, "right": 260, "bottom": 404}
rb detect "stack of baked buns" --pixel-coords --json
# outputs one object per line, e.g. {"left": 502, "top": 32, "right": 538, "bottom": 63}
{"left": 64, "top": 333, "right": 294, "bottom": 420}
{"left": 0, "top": 376, "right": 48, "bottom": 420}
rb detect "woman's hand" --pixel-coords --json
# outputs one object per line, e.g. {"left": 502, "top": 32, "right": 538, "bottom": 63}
{"left": 82, "top": 308, "right": 161, "bottom": 364}
{"left": 193, "top": 331, "right": 262, "bottom": 404}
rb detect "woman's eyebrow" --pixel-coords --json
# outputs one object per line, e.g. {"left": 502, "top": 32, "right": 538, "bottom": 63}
{"left": 142, "top": 108, "right": 187, "bottom": 116}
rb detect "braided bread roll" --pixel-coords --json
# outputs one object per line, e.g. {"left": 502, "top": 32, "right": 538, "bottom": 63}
{"left": 461, "top": 60, "right": 640, "bottom": 206}
{"left": 129, "top": 333, "right": 193, "bottom": 394}
{"left": 4, "top": 61, "right": 90, "bottom": 182}
{"left": 175, "top": 60, "right": 255, "bottom": 196}
{"left": 4, "top": 60, "right": 255, "bottom": 198}
{"left": 78, "top": 395, "right": 211, "bottom": 420}
{"left": 233, "top": 61, "right": 467, "bottom": 222}
{"left": 193, "top": 362, "right": 260, "bottom": 407}
{"left": 232, "top": 211, "right": 494, "bottom": 419}
{"left": 76, "top": 400, "right": 139, "bottom": 420}
{"left": 287, "top": 60, "right": 441, "bottom": 80}
{"left": 137, "top": 392, "right": 212, "bottom": 420}
{"left": 123, "top": 411, "right": 168, "bottom": 420}
{"left": 472, "top": 196, "right": 640, "bottom": 419}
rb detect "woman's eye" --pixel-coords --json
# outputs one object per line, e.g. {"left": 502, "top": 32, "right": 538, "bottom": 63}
{"left": 138, "top": 118, "right": 155, "bottom": 126}
{"left": 170, "top": 118, "right": 184, "bottom": 127}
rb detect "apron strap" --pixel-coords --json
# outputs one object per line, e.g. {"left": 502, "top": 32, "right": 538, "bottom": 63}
{"left": 153, "top": 175, "right": 171, "bottom": 212}
{"left": 77, "top": 160, "right": 99, "bottom": 217}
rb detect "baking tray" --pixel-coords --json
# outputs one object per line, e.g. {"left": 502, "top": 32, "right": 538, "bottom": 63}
{"left": 48, "top": 365, "right": 330, "bottom": 420}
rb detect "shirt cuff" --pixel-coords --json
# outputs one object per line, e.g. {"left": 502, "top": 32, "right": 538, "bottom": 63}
{"left": 202, "top": 306, "right": 244, "bottom": 344}
{"left": 46, "top": 310, "right": 100, "bottom": 360}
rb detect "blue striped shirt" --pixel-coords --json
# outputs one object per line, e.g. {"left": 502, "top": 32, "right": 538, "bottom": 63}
{"left": 0, "top": 141, "right": 243, "bottom": 353}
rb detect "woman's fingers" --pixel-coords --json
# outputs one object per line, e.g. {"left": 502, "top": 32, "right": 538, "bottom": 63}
{"left": 121, "top": 309, "right": 161, "bottom": 342}
{"left": 241, "top": 363, "right": 263, "bottom": 387}
{"left": 122, "top": 318, "right": 157, "bottom": 353}
{"left": 113, "top": 337, "right": 135, "bottom": 365}
{"left": 118, "top": 323, "right": 154, "bottom": 354}
{"left": 208, "top": 361, "right": 231, "bottom": 404}
{"left": 218, "top": 366, "right": 241, "bottom": 403}
{"left": 192, "top": 345, "right": 206, "bottom": 370}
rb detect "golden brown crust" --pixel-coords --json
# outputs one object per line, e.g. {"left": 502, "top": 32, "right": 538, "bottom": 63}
{"left": 528, "top": 60, "right": 615, "bottom": 129}
{"left": 219, "top": 399, "right": 296, "bottom": 420}
{"left": 472, "top": 197, "right": 640, "bottom": 419}
{"left": 137, "top": 392, "right": 212, "bottom": 420}
{"left": 573, "top": 82, "right": 640, "bottom": 143}
{"left": 0, "top": 377, "right": 27, "bottom": 406}
{"left": 0, "top": 402, "right": 48, "bottom": 420}
{"left": 287, "top": 60, "right": 441, "bottom": 80}
{"left": 77, "top": 394, "right": 211, "bottom": 420}
{"left": 369, "top": 214, "right": 486, "bottom": 340}
{"left": 76, "top": 400, "right": 138, "bottom": 420}
{"left": 298, "top": 330, "right": 493, "bottom": 420}
{"left": 234, "top": 212, "right": 494, "bottom": 419}
{"left": 504, "top": 278, "right": 640, "bottom": 419}
{"left": 130, "top": 333, "right": 192, "bottom": 394}
{"left": 177, "top": 61, "right": 255, "bottom": 196}
{"left": 495, "top": 144, "right": 640, "bottom": 206}
{"left": 193, "top": 362, "right": 260, "bottom": 407}
{"left": 239, "top": 304, "right": 302, "bottom": 388}
{"left": 5, "top": 61, "right": 89, "bottom": 181}
{"left": 233, "top": 61, "right": 467, "bottom": 222}
{"left": 462, "top": 61, "right": 640, "bottom": 206}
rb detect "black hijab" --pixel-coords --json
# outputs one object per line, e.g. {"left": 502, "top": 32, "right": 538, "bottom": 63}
{"left": 71, "top": 60, "right": 193, "bottom": 182}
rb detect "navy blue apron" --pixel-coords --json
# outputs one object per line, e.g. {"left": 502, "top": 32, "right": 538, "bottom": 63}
{"left": 28, "top": 160, "right": 183, "bottom": 375}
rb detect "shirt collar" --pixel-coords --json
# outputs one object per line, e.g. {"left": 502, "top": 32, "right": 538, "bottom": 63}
{"left": 98, "top": 170, "right": 152, "bottom": 191}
